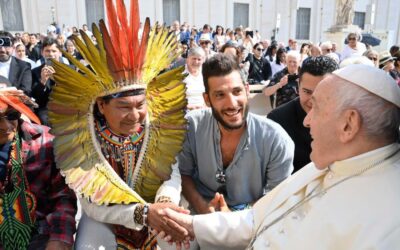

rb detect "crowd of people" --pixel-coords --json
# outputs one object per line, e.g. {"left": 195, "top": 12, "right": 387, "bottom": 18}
{"left": 0, "top": 0, "right": 399, "bottom": 249}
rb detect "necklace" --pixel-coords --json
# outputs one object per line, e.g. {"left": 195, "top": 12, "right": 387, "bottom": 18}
{"left": 95, "top": 120, "right": 145, "bottom": 187}
{"left": 246, "top": 148, "right": 400, "bottom": 249}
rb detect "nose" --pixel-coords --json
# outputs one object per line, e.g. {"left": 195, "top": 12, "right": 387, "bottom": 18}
{"left": 126, "top": 107, "right": 140, "bottom": 121}
{"left": 303, "top": 109, "right": 311, "bottom": 128}
{"left": 225, "top": 93, "right": 238, "bottom": 108}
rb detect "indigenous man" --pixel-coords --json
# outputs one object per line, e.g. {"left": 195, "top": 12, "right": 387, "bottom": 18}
{"left": 48, "top": 0, "right": 188, "bottom": 249}
{"left": 0, "top": 86, "right": 76, "bottom": 250}
{"left": 163, "top": 64, "right": 400, "bottom": 250}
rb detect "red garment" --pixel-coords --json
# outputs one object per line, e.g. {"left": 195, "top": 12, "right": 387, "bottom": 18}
{"left": 19, "top": 121, "right": 77, "bottom": 245}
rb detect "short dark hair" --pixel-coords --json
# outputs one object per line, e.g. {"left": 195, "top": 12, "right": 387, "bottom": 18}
{"left": 299, "top": 56, "right": 338, "bottom": 79}
{"left": 41, "top": 37, "right": 63, "bottom": 51}
{"left": 202, "top": 54, "right": 243, "bottom": 93}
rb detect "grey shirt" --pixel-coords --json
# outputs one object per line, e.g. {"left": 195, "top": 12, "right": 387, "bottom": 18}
{"left": 178, "top": 108, "right": 294, "bottom": 207}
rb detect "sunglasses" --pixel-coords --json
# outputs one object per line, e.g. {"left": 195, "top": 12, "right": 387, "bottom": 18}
{"left": 368, "top": 57, "right": 378, "bottom": 61}
{"left": 256, "top": 48, "right": 263, "bottom": 52}
{"left": 324, "top": 48, "right": 332, "bottom": 52}
{"left": 348, "top": 37, "right": 356, "bottom": 41}
{"left": 200, "top": 41, "right": 210, "bottom": 45}
{"left": 0, "top": 111, "right": 21, "bottom": 121}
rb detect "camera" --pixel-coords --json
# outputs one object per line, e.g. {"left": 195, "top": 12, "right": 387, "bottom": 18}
{"left": 288, "top": 74, "right": 299, "bottom": 82}
{"left": 0, "top": 37, "right": 12, "bottom": 47}
{"left": 245, "top": 31, "right": 254, "bottom": 38}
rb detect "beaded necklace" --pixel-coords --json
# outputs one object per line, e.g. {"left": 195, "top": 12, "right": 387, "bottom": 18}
{"left": 95, "top": 120, "right": 145, "bottom": 188}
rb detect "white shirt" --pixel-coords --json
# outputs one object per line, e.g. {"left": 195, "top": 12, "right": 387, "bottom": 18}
{"left": 183, "top": 66, "right": 205, "bottom": 107}
{"left": 0, "top": 57, "right": 12, "bottom": 78}
{"left": 193, "top": 143, "right": 400, "bottom": 250}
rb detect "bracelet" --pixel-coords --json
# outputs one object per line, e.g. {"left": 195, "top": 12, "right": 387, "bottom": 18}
{"left": 156, "top": 196, "right": 172, "bottom": 203}
{"left": 133, "top": 203, "right": 150, "bottom": 226}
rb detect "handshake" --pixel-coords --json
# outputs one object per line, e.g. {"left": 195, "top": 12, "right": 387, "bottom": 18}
{"left": 147, "top": 192, "right": 230, "bottom": 249}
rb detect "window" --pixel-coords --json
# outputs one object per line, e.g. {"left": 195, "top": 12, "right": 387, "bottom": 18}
{"left": 234, "top": 3, "right": 249, "bottom": 28}
{"left": 296, "top": 8, "right": 311, "bottom": 40}
{"left": 0, "top": 0, "right": 24, "bottom": 31}
{"left": 353, "top": 12, "right": 365, "bottom": 30}
{"left": 85, "top": 0, "right": 105, "bottom": 27}
{"left": 163, "top": 0, "right": 180, "bottom": 26}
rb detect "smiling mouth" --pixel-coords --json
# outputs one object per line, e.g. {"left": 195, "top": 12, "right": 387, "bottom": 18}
{"left": 223, "top": 109, "right": 241, "bottom": 117}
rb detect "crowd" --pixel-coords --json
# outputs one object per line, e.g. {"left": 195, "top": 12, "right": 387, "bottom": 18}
{"left": 0, "top": 0, "right": 399, "bottom": 249}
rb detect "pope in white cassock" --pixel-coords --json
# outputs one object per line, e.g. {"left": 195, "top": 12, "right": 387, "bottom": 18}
{"left": 163, "top": 64, "right": 400, "bottom": 250}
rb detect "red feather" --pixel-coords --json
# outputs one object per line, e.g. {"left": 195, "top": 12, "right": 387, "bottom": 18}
{"left": 136, "top": 18, "right": 151, "bottom": 80}
{"left": 0, "top": 96, "right": 41, "bottom": 125}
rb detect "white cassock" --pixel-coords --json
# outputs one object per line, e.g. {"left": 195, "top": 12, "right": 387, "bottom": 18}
{"left": 193, "top": 143, "right": 400, "bottom": 249}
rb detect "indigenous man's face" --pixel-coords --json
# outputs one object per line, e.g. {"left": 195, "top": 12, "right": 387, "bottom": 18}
{"left": 0, "top": 108, "right": 19, "bottom": 145}
{"left": 299, "top": 73, "right": 324, "bottom": 113}
{"left": 303, "top": 75, "right": 341, "bottom": 169}
{"left": 203, "top": 70, "right": 249, "bottom": 130}
{"left": 97, "top": 95, "right": 147, "bottom": 136}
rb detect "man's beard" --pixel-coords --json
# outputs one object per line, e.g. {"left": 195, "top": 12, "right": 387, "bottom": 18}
{"left": 211, "top": 103, "right": 249, "bottom": 130}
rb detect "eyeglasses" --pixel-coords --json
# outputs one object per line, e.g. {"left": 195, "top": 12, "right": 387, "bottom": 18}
{"left": 348, "top": 37, "right": 356, "bottom": 41}
{"left": 0, "top": 111, "right": 21, "bottom": 121}
{"left": 368, "top": 57, "right": 378, "bottom": 61}
{"left": 256, "top": 48, "right": 263, "bottom": 52}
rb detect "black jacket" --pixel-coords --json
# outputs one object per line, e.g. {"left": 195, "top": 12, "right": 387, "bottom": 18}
{"left": 268, "top": 97, "right": 311, "bottom": 172}
{"left": 8, "top": 57, "right": 32, "bottom": 96}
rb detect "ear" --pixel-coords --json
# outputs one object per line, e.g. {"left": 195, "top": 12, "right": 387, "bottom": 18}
{"left": 203, "top": 92, "right": 211, "bottom": 107}
{"left": 338, "top": 109, "right": 361, "bottom": 143}
{"left": 96, "top": 98, "right": 106, "bottom": 115}
{"left": 244, "top": 83, "right": 250, "bottom": 97}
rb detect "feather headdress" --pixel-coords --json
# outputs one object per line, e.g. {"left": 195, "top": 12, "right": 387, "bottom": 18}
{"left": 48, "top": 0, "right": 187, "bottom": 205}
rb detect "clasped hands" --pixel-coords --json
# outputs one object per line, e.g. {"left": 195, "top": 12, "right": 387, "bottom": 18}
{"left": 151, "top": 192, "right": 229, "bottom": 249}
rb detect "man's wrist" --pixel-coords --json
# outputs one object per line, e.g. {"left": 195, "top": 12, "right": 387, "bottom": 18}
{"left": 133, "top": 203, "right": 150, "bottom": 226}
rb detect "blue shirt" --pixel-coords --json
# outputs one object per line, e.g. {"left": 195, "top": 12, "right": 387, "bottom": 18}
{"left": 178, "top": 108, "right": 294, "bottom": 207}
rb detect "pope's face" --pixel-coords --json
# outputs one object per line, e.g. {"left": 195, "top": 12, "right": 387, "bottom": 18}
{"left": 97, "top": 95, "right": 147, "bottom": 136}
{"left": 303, "top": 76, "right": 341, "bottom": 169}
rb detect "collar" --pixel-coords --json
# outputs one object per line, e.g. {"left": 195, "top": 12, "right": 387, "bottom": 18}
{"left": 329, "top": 143, "right": 400, "bottom": 176}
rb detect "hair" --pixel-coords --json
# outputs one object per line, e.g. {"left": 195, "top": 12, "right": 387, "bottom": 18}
{"left": 252, "top": 42, "right": 261, "bottom": 50}
{"left": 41, "top": 37, "right": 63, "bottom": 51}
{"left": 202, "top": 54, "right": 244, "bottom": 93}
{"left": 320, "top": 41, "right": 333, "bottom": 51}
{"left": 339, "top": 56, "right": 374, "bottom": 68}
{"left": 219, "top": 41, "right": 238, "bottom": 53}
{"left": 389, "top": 45, "right": 399, "bottom": 56}
{"left": 286, "top": 50, "right": 301, "bottom": 61}
{"left": 187, "top": 47, "right": 205, "bottom": 58}
{"left": 333, "top": 77, "right": 400, "bottom": 142}
{"left": 265, "top": 43, "right": 278, "bottom": 62}
{"left": 276, "top": 47, "right": 287, "bottom": 65}
{"left": 215, "top": 25, "right": 224, "bottom": 35}
{"left": 347, "top": 32, "right": 360, "bottom": 41}
{"left": 299, "top": 56, "right": 338, "bottom": 79}
{"left": 299, "top": 43, "right": 310, "bottom": 54}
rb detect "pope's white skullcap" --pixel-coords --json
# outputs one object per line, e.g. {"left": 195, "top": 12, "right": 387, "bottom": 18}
{"left": 332, "top": 64, "right": 400, "bottom": 108}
